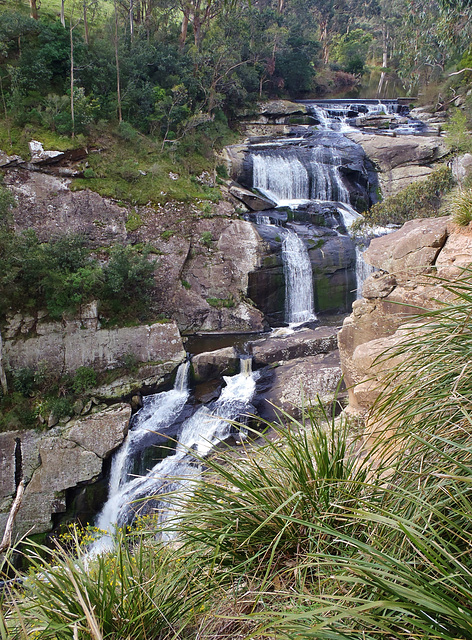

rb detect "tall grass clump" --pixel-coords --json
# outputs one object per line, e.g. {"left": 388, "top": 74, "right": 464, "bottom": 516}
{"left": 167, "top": 404, "right": 374, "bottom": 587}
{"left": 442, "top": 186, "right": 472, "bottom": 226}
{"left": 2, "top": 527, "right": 210, "bottom": 640}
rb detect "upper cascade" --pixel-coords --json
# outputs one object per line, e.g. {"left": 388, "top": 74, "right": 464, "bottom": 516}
{"left": 298, "top": 98, "right": 422, "bottom": 134}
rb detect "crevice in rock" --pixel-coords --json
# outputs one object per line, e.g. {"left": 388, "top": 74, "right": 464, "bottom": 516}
{"left": 14, "top": 438, "right": 22, "bottom": 489}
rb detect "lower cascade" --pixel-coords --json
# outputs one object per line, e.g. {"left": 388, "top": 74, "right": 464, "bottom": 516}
{"left": 91, "top": 358, "right": 258, "bottom": 553}
{"left": 282, "top": 228, "right": 316, "bottom": 324}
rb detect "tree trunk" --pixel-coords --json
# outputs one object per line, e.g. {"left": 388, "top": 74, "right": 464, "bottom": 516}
{"left": 60, "top": 0, "right": 66, "bottom": 27}
{"left": 30, "top": 0, "right": 39, "bottom": 19}
{"left": 83, "top": 0, "right": 89, "bottom": 44}
{"left": 377, "top": 20, "right": 389, "bottom": 97}
{"left": 70, "top": 23, "right": 75, "bottom": 138}
{"left": 179, "top": 10, "right": 189, "bottom": 49}
{"left": 129, "top": 0, "right": 134, "bottom": 39}
{"left": 0, "top": 331, "right": 8, "bottom": 396}
{"left": 114, "top": 0, "right": 123, "bottom": 123}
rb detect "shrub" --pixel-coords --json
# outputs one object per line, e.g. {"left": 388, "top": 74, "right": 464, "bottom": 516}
{"left": 12, "top": 367, "right": 36, "bottom": 397}
{"left": 444, "top": 108, "right": 472, "bottom": 153}
{"left": 72, "top": 366, "right": 97, "bottom": 394}
{"left": 363, "top": 165, "right": 455, "bottom": 227}
{"left": 200, "top": 231, "right": 213, "bottom": 247}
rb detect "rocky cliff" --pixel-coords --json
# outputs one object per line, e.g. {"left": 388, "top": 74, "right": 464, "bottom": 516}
{"left": 338, "top": 216, "right": 472, "bottom": 414}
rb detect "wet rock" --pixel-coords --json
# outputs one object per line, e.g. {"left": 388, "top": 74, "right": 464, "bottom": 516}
{"left": 250, "top": 326, "right": 339, "bottom": 367}
{"left": 192, "top": 346, "right": 239, "bottom": 381}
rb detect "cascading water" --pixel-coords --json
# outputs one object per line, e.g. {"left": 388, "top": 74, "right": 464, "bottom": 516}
{"left": 90, "top": 358, "right": 258, "bottom": 553}
{"left": 355, "top": 245, "right": 376, "bottom": 299}
{"left": 282, "top": 228, "right": 316, "bottom": 325}
{"left": 251, "top": 143, "right": 351, "bottom": 209}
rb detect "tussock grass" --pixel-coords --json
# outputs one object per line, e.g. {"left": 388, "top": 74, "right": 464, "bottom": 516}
{"left": 442, "top": 186, "right": 472, "bottom": 226}
{"left": 5, "top": 272, "right": 472, "bottom": 639}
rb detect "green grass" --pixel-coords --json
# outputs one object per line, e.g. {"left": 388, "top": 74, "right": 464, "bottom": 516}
{"left": 441, "top": 186, "right": 472, "bottom": 226}
{"left": 5, "top": 272, "right": 472, "bottom": 640}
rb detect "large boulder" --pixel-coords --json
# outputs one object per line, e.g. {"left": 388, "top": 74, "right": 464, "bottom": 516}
{"left": 258, "top": 351, "right": 343, "bottom": 420}
{"left": 363, "top": 217, "right": 449, "bottom": 281}
{"left": 345, "top": 131, "right": 448, "bottom": 196}
{"left": 338, "top": 218, "right": 472, "bottom": 413}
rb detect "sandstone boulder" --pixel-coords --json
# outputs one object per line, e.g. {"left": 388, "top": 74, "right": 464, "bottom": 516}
{"left": 192, "top": 347, "right": 239, "bottom": 381}
{"left": 363, "top": 217, "right": 448, "bottom": 280}
{"left": 259, "top": 351, "right": 343, "bottom": 419}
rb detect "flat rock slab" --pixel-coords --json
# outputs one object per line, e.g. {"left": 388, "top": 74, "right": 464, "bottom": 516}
{"left": 192, "top": 346, "right": 240, "bottom": 381}
{"left": 249, "top": 326, "right": 339, "bottom": 367}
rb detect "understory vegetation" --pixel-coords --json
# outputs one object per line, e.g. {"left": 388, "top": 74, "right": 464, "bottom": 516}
{"left": 3, "top": 271, "right": 472, "bottom": 639}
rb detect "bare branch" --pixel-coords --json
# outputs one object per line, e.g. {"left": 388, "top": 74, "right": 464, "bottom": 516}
{"left": 448, "top": 68, "right": 472, "bottom": 76}
{"left": 0, "top": 481, "right": 25, "bottom": 554}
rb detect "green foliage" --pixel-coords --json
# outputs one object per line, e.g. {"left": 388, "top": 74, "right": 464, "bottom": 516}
{"left": 200, "top": 231, "right": 213, "bottom": 247}
{"left": 332, "top": 29, "right": 373, "bottom": 75}
{"left": 160, "top": 229, "right": 175, "bottom": 240}
{"left": 363, "top": 165, "right": 455, "bottom": 227}
{"left": 181, "top": 279, "right": 191, "bottom": 289}
{"left": 102, "top": 245, "right": 156, "bottom": 317}
{"left": 445, "top": 108, "right": 472, "bottom": 154}
{"left": 48, "top": 396, "right": 75, "bottom": 419}
{"left": 125, "top": 210, "right": 143, "bottom": 232}
{"left": 12, "top": 367, "right": 36, "bottom": 397}
{"left": 72, "top": 366, "right": 97, "bottom": 394}
{"left": 441, "top": 187, "right": 472, "bottom": 225}
{"left": 0, "top": 180, "right": 15, "bottom": 225}
{"left": 206, "top": 296, "right": 235, "bottom": 308}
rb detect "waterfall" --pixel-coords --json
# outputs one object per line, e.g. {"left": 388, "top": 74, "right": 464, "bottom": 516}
{"left": 282, "top": 228, "right": 316, "bottom": 325}
{"left": 252, "top": 153, "right": 310, "bottom": 205}
{"left": 355, "top": 245, "right": 375, "bottom": 299}
{"left": 251, "top": 143, "right": 349, "bottom": 209}
{"left": 90, "top": 359, "right": 257, "bottom": 553}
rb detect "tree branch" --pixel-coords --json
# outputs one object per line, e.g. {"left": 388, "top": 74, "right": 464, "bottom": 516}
{"left": 448, "top": 68, "right": 472, "bottom": 76}
{"left": 0, "top": 480, "right": 25, "bottom": 554}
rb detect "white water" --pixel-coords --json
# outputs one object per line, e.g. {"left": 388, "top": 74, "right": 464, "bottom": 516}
{"left": 90, "top": 360, "right": 257, "bottom": 553}
{"left": 282, "top": 229, "right": 316, "bottom": 325}
{"left": 355, "top": 245, "right": 375, "bottom": 299}
{"left": 251, "top": 146, "right": 350, "bottom": 209}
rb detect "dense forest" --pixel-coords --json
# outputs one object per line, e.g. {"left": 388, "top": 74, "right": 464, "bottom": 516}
{"left": 1, "top": 0, "right": 472, "bottom": 142}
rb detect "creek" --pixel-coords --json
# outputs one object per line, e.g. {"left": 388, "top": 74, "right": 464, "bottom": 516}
{"left": 90, "top": 99, "right": 417, "bottom": 545}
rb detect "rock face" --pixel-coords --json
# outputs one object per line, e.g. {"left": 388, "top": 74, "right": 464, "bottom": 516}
{"left": 3, "top": 163, "right": 266, "bottom": 335}
{"left": 3, "top": 319, "right": 186, "bottom": 396}
{"left": 338, "top": 216, "right": 471, "bottom": 412}
{"left": 0, "top": 404, "right": 131, "bottom": 538}
{"left": 345, "top": 131, "right": 448, "bottom": 197}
